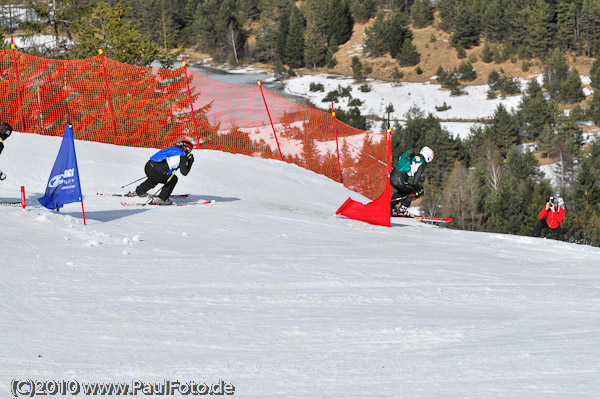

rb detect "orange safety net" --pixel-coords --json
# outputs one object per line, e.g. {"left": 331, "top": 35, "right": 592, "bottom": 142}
{"left": 0, "top": 49, "right": 388, "bottom": 199}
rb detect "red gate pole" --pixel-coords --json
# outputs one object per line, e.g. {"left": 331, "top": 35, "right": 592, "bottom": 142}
{"left": 99, "top": 49, "right": 118, "bottom": 145}
{"left": 20, "top": 186, "right": 26, "bottom": 209}
{"left": 10, "top": 37, "right": 25, "bottom": 132}
{"left": 257, "top": 81, "right": 284, "bottom": 161}
{"left": 182, "top": 57, "right": 200, "bottom": 145}
{"left": 81, "top": 202, "right": 87, "bottom": 225}
{"left": 332, "top": 102, "right": 342, "bottom": 183}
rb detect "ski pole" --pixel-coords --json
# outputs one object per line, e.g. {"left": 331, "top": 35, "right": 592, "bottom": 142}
{"left": 120, "top": 176, "right": 146, "bottom": 189}
{"left": 391, "top": 190, "right": 424, "bottom": 203}
{"left": 340, "top": 138, "right": 387, "bottom": 167}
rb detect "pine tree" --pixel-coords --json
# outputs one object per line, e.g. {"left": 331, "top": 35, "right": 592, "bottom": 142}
{"left": 436, "top": 0, "right": 459, "bottom": 33}
{"left": 590, "top": 57, "right": 600, "bottom": 91}
{"left": 518, "top": 79, "right": 556, "bottom": 140}
{"left": 450, "top": 3, "right": 480, "bottom": 49}
{"left": 527, "top": 0, "right": 557, "bottom": 57}
{"left": 481, "top": 42, "right": 494, "bottom": 63}
{"left": 362, "top": 12, "right": 387, "bottom": 57}
{"left": 556, "top": 0, "right": 578, "bottom": 51}
{"left": 284, "top": 5, "right": 305, "bottom": 68}
{"left": 350, "top": 0, "right": 377, "bottom": 23}
{"left": 386, "top": 12, "right": 412, "bottom": 60}
{"left": 397, "top": 39, "right": 420, "bottom": 66}
{"left": 351, "top": 56, "right": 363, "bottom": 82}
{"left": 193, "top": 0, "right": 221, "bottom": 57}
{"left": 562, "top": 68, "right": 585, "bottom": 103}
{"left": 71, "top": 1, "right": 158, "bottom": 66}
{"left": 304, "top": 18, "right": 327, "bottom": 69}
{"left": 276, "top": 2, "right": 291, "bottom": 62}
{"left": 254, "top": 14, "right": 280, "bottom": 63}
{"left": 327, "top": 0, "right": 354, "bottom": 46}
{"left": 410, "top": 0, "right": 434, "bottom": 29}
{"left": 580, "top": 0, "right": 600, "bottom": 56}
{"left": 487, "top": 103, "right": 519, "bottom": 156}
{"left": 566, "top": 141, "right": 600, "bottom": 244}
{"left": 458, "top": 61, "right": 476, "bottom": 81}
{"left": 506, "top": 4, "right": 531, "bottom": 53}
{"left": 537, "top": 123, "right": 556, "bottom": 158}
{"left": 484, "top": 147, "right": 539, "bottom": 235}
{"left": 573, "top": 141, "right": 600, "bottom": 206}
{"left": 481, "top": 0, "right": 505, "bottom": 45}
{"left": 543, "top": 48, "right": 569, "bottom": 101}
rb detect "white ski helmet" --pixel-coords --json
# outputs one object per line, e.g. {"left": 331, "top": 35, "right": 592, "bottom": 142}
{"left": 420, "top": 146, "right": 434, "bottom": 163}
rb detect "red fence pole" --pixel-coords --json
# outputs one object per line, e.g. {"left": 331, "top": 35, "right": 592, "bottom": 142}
{"left": 257, "top": 81, "right": 284, "bottom": 161}
{"left": 99, "top": 49, "right": 117, "bottom": 145}
{"left": 182, "top": 58, "right": 200, "bottom": 145}
{"left": 332, "top": 102, "right": 342, "bottom": 183}
{"left": 10, "top": 37, "right": 25, "bottom": 132}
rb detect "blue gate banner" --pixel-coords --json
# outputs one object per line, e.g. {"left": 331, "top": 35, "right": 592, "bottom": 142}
{"left": 38, "top": 124, "right": 83, "bottom": 210}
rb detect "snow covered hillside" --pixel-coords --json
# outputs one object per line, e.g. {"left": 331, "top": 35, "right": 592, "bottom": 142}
{"left": 2, "top": 132, "right": 600, "bottom": 398}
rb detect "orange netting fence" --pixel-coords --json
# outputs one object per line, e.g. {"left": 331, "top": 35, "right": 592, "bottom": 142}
{"left": 0, "top": 48, "right": 388, "bottom": 199}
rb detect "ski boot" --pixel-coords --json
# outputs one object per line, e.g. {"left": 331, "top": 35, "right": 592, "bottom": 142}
{"left": 151, "top": 197, "right": 173, "bottom": 206}
{"left": 396, "top": 204, "right": 413, "bottom": 218}
{"left": 126, "top": 191, "right": 148, "bottom": 197}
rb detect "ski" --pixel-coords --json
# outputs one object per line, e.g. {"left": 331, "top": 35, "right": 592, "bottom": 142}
{"left": 393, "top": 214, "right": 452, "bottom": 223}
{"left": 98, "top": 192, "right": 189, "bottom": 198}
{"left": 121, "top": 200, "right": 215, "bottom": 207}
{"left": 413, "top": 216, "right": 452, "bottom": 223}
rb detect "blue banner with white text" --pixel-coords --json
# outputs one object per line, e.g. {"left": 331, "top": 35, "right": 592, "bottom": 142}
{"left": 38, "top": 124, "right": 83, "bottom": 210}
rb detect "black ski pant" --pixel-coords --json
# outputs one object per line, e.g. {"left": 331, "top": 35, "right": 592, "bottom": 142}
{"left": 532, "top": 219, "right": 564, "bottom": 241}
{"left": 135, "top": 160, "right": 178, "bottom": 201}
{"left": 390, "top": 169, "right": 417, "bottom": 209}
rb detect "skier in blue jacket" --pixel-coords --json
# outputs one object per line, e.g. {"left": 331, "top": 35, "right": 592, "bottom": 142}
{"left": 130, "top": 140, "right": 194, "bottom": 205}
{"left": 390, "top": 146, "right": 434, "bottom": 217}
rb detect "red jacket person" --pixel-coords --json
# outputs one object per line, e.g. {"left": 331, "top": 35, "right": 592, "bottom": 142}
{"left": 533, "top": 196, "right": 565, "bottom": 240}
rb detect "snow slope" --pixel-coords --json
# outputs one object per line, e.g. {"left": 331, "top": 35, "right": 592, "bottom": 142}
{"left": 1, "top": 132, "right": 600, "bottom": 398}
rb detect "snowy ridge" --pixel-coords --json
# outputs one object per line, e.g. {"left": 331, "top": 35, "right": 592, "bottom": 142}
{"left": 1, "top": 132, "right": 600, "bottom": 398}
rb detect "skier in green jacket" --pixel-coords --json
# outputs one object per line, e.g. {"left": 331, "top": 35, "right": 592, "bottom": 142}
{"left": 390, "top": 146, "right": 434, "bottom": 217}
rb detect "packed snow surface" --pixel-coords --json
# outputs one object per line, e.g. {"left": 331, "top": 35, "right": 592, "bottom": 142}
{"left": 1, "top": 132, "right": 600, "bottom": 398}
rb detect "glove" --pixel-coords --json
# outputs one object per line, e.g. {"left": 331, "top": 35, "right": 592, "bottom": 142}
{"left": 187, "top": 153, "right": 194, "bottom": 165}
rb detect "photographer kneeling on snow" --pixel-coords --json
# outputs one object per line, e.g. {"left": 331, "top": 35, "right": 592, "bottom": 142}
{"left": 532, "top": 196, "right": 565, "bottom": 241}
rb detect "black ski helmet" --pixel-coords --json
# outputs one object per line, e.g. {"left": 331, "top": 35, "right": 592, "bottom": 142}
{"left": 0, "top": 122, "right": 13, "bottom": 140}
{"left": 179, "top": 140, "right": 194, "bottom": 155}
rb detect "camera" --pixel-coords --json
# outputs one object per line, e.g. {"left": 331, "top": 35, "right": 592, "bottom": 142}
{"left": 549, "top": 196, "right": 554, "bottom": 204}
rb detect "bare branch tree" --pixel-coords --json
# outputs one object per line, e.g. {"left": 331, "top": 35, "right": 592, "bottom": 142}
{"left": 479, "top": 139, "right": 504, "bottom": 191}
